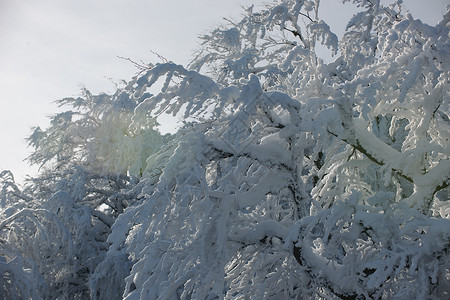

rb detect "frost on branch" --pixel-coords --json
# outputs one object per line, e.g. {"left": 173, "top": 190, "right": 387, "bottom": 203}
{"left": 1, "top": 1, "right": 449, "bottom": 299}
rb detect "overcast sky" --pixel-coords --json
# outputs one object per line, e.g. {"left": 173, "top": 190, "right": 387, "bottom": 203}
{"left": 0, "top": 0, "right": 447, "bottom": 184}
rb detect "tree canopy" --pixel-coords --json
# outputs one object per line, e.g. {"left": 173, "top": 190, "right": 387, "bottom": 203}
{"left": 1, "top": 0, "right": 449, "bottom": 299}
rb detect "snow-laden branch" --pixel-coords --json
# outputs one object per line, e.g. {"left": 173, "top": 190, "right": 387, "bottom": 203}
{"left": 334, "top": 118, "right": 448, "bottom": 207}
{"left": 229, "top": 220, "right": 289, "bottom": 245}
{"left": 0, "top": 208, "right": 60, "bottom": 232}
{"left": 331, "top": 118, "right": 412, "bottom": 182}
{"left": 0, "top": 208, "right": 73, "bottom": 265}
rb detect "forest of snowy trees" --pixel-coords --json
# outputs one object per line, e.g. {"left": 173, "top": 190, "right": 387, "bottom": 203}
{"left": 1, "top": 0, "right": 449, "bottom": 299}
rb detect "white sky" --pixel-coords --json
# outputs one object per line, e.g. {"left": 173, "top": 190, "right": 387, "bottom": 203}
{"left": 0, "top": 0, "right": 447, "bottom": 184}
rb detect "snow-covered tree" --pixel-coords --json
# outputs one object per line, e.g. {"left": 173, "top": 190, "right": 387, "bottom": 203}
{"left": 1, "top": 87, "right": 171, "bottom": 298}
{"left": 1, "top": 0, "right": 449, "bottom": 299}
